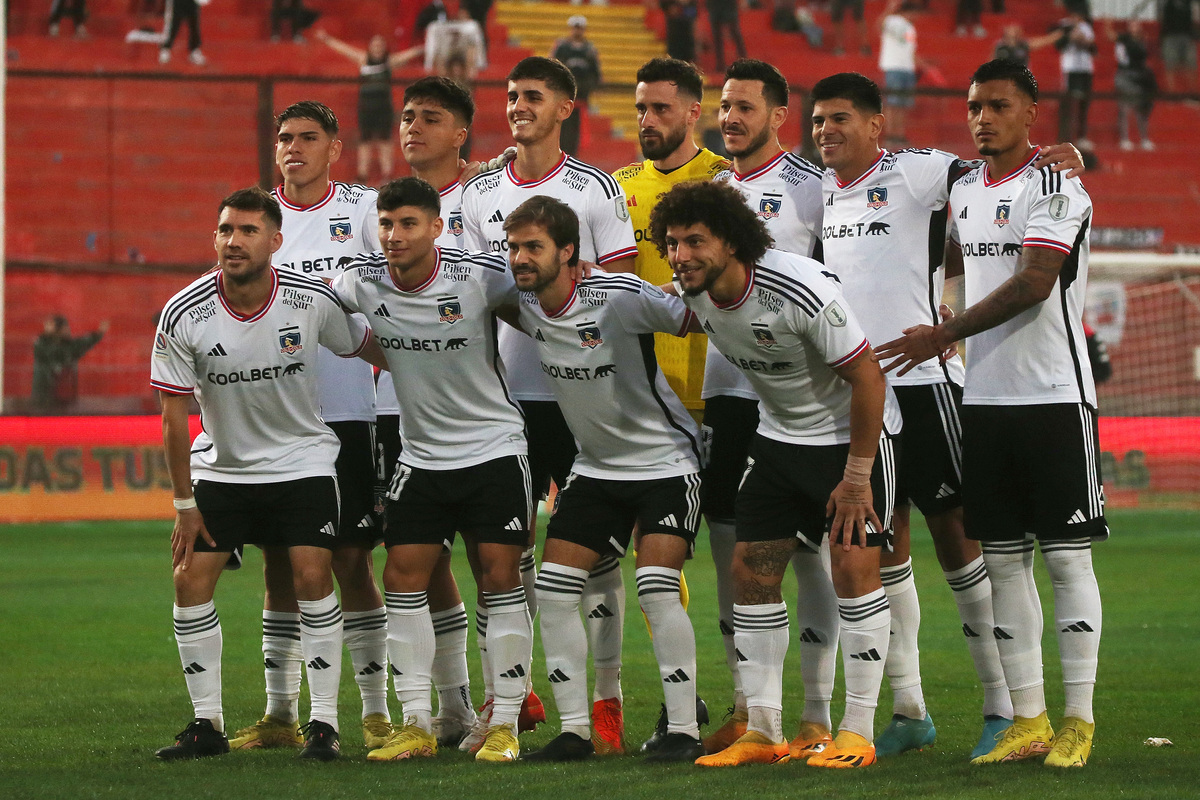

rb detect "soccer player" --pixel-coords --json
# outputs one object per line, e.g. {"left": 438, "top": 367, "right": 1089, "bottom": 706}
{"left": 504, "top": 196, "right": 706, "bottom": 764}
{"left": 703, "top": 59, "right": 840, "bottom": 762}
{"left": 229, "top": 101, "right": 391, "bottom": 755}
{"left": 152, "top": 187, "right": 376, "bottom": 762}
{"left": 332, "top": 177, "right": 534, "bottom": 764}
{"left": 653, "top": 181, "right": 900, "bottom": 769}
{"left": 459, "top": 55, "right": 638, "bottom": 755}
{"left": 877, "top": 59, "right": 1105, "bottom": 769}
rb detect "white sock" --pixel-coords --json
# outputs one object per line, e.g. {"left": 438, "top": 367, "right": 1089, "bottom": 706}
{"left": 298, "top": 592, "right": 343, "bottom": 730}
{"left": 983, "top": 539, "right": 1046, "bottom": 719}
{"left": 386, "top": 590, "right": 435, "bottom": 731}
{"left": 583, "top": 557, "right": 624, "bottom": 703}
{"left": 535, "top": 564, "right": 591, "bottom": 739}
{"left": 520, "top": 545, "right": 539, "bottom": 620}
{"left": 343, "top": 608, "right": 389, "bottom": 719}
{"left": 1042, "top": 539, "right": 1102, "bottom": 724}
{"left": 709, "top": 518, "right": 744, "bottom": 709}
{"left": 880, "top": 559, "right": 926, "bottom": 720}
{"left": 476, "top": 607, "right": 493, "bottom": 705}
{"left": 733, "top": 602, "right": 788, "bottom": 742}
{"left": 431, "top": 603, "right": 473, "bottom": 721}
{"left": 174, "top": 601, "right": 223, "bottom": 732}
{"left": 484, "top": 587, "right": 533, "bottom": 729}
{"left": 944, "top": 556, "right": 1012, "bottom": 719}
{"left": 261, "top": 610, "right": 301, "bottom": 723}
{"left": 638, "top": 567, "right": 699, "bottom": 737}
{"left": 838, "top": 589, "right": 891, "bottom": 741}
{"left": 791, "top": 545, "right": 837, "bottom": 729}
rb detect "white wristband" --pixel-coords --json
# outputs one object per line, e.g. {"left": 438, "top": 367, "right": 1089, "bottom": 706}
{"left": 173, "top": 496, "right": 198, "bottom": 511}
{"left": 843, "top": 455, "right": 873, "bottom": 486}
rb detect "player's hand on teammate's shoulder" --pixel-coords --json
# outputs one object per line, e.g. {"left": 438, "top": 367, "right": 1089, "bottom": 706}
{"left": 459, "top": 147, "right": 518, "bottom": 185}
{"left": 569, "top": 259, "right": 597, "bottom": 282}
{"left": 1034, "top": 143, "right": 1086, "bottom": 179}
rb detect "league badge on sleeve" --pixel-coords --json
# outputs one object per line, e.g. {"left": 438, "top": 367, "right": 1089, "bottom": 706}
{"left": 994, "top": 203, "right": 1011, "bottom": 226}
{"left": 437, "top": 297, "right": 464, "bottom": 324}
{"left": 615, "top": 196, "right": 631, "bottom": 222}
{"left": 279, "top": 327, "right": 304, "bottom": 355}
{"left": 1048, "top": 194, "right": 1070, "bottom": 221}
{"left": 866, "top": 187, "right": 889, "bottom": 209}
{"left": 329, "top": 217, "right": 355, "bottom": 243}
{"left": 154, "top": 332, "right": 169, "bottom": 359}
{"left": 577, "top": 322, "right": 604, "bottom": 348}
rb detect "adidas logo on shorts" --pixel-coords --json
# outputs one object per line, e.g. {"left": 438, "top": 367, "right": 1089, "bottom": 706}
{"left": 505, "top": 518, "right": 524, "bottom": 532}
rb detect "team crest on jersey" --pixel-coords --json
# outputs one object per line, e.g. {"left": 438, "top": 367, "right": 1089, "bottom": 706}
{"left": 751, "top": 323, "right": 778, "bottom": 349}
{"left": 437, "top": 297, "right": 464, "bottom": 324}
{"left": 577, "top": 323, "right": 603, "bottom": 348}
{"left": 758, "top": 196, "right": 782, "bottom": 219}
{"left": 866, "top": 187, "right": 889, "bottom": 209}
{"left": 279, "top": 328, "right": 303, "bottom": 355}
{"left": 994, "top": 204, "right": 1011, "bottom": 226}
{"left": 329, "top": 217, "right": 354, "bottom": 243}
{"left": 448, "top": 214, "right": 464, "bottom": 236}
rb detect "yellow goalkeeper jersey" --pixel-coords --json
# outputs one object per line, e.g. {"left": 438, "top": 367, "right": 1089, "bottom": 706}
{"left": 614, "top": 149, "right": 730, "bottom": 409}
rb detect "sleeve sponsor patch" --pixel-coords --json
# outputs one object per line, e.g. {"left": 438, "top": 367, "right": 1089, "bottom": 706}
{"left": 1048, "top": 194, "right": 1070, "bottom": 221}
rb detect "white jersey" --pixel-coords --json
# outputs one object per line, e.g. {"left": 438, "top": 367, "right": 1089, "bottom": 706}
{"left": 679, "top": 249, "right": 901, "bottom": 446}
{"left": 706, "top": 150, "right": 824, "bottom": 400}
{"left": 332, "top": 247, "right": 527, "bottom": 470}
{"left": 376, "top": 177, "right": 467, "bottom": 416}
{"left": 950, "top": 151, "right": 1097, "bottom": 407}
{"left": 461, "top": 153, "right": 638, "bottom": 401}
{"left": 517, "top": 273, "right": 701, "bottom": 480}
{"left": 821, "top": 148, "right": 970, "bottom": 387}
{"left": 151, "top": 269, "right": 370, "bottom": 482}
{"left": 274, "top": 181, "right": 381, "bottom": 422}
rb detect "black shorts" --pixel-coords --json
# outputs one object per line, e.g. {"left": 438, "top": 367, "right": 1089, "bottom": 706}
{"left": 384, "top": 455, "right": 533, "bottom": 548}
{"left": 375, "top": 413, "right": 402, "bottom": 516}
{"left": 329, "top": 420, "right": 378, "bottom": 546}
{"left": 893, "top": 383, "right": 964, "bottom": 517}
{"left": 520, "top": 400, "right": 577, "bottom": 500}
{"left": 699, "top": 395, "right": 759, "bottom": 521}
{"left": 735, "top": 433, "right": 896, "bottom": 549}
{"left": 358, "top": 93, "right": 393, "bottom": 141}
{"left": 961, "top": 403, "right": 1108, "bottom": 542}
{"left": 546, "top": 472, "right": 702, "bottom": 558}
{"left": 830, "top": 0, "right": 865, "bottom": 22}
{"left": 193, "top": 476, "right": 340, "bottom": 552}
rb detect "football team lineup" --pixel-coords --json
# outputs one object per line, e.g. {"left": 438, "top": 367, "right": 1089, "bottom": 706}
{"left": 143, "top": 53, "right": 1117, "bottom": 773}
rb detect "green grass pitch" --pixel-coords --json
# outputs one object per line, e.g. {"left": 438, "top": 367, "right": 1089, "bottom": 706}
{"left": 2, "top": 509, "right": 1197, "bottom": 799}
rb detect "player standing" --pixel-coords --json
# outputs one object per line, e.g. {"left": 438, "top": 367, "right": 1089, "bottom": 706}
{"left": 653, "top": 181, "right": 900, "bottom": 769}
{"left": 229, "top": 102, "right": 391, "bottom": 754}
{"left": 332, "top": 178, "right": 533, "bottom": 764}
{"left": 152, "top": 188, "right": 375, "bottom": 761}
{"left": 702, "top": 59, "right": 840, "bottom": 762}
{"left": 878, "top": 60, "right": 1104, "bottom": 769}
{"left": 459, "top": 55, "right": 638, "bottom": 755}
{"left": 503, "top": 196, "right": 707, "bottom": 764}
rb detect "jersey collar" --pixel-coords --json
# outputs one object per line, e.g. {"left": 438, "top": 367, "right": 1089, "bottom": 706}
{"left": 834, "top": 149, "right": 886, "bottom": 189}
{"left": 983, "top": 147, "right": 1040, "bottom": 187}
{"left": 438, "top": 177, "right": 460, "bottom": 197}
{"left": 391, "top": 247, "right": 442, "bottom": 293}
{"left": 710, "top": 267, "right": 754, "bottom": 311}
{"left": 217, "top": 268, "right": 278, "bottom": 322}
{"left": 542, "top": 281, "right": 579, "bottom": 318}
{"left": 732, "top": 150, "right": 787, "bottom": 182}
{"left": 274, "top": 182, "right": 336, "bottom": 212}
{"left": 506, "top": 152, "right": 568, "bottom": 188}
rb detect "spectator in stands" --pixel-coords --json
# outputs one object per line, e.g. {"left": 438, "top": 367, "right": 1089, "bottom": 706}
{"left": 48, "top": 0, "right": 87, "bottom": 38}
{"left": 463, "top": 0, "right": 494, "bottom": 53}
{"left": 159, "top": 0, "right": 205, "bottom": 66}
{"left": 707, "top": 0, "right": 747, "bottom": 72}
{"left": 1031, "top": 6, "right": 1096, "bottom": 149}
{"left": 32, "top": 315, "right": 108, "bottom": 412}
{"left": 551, "top": 16, "right": 602, "bottom": 155}
{"left": 955, "top": 0, "right": 986, "bottom": 38}
{"left": 878, "top": 0, "right": 922, "bottom": 146}
{"left": 316, "top": 30, "right": 424, "bottom": 183}
{"left": 662, "top": 0, "right": 699, "bottom": 62}
{"left": 1107, "top": 19, "right": 1157, "bottom": 151}
{"left": 992, "top": 24, "right": 1030, "bottom": 65}
{"left": 831, "top": 0, "right": 870, "bottom": 56}
{"left": 1160, "top": 0, "right": 1199, "bottom": 94}
{"left": 415, "top": 0, "right": 449, "bottom": 43}
{"left": 270, "top": 0, "right": 319, "bottom": 44}
{"left": 425, "top": 7, "right": 485, "bottom": 79}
